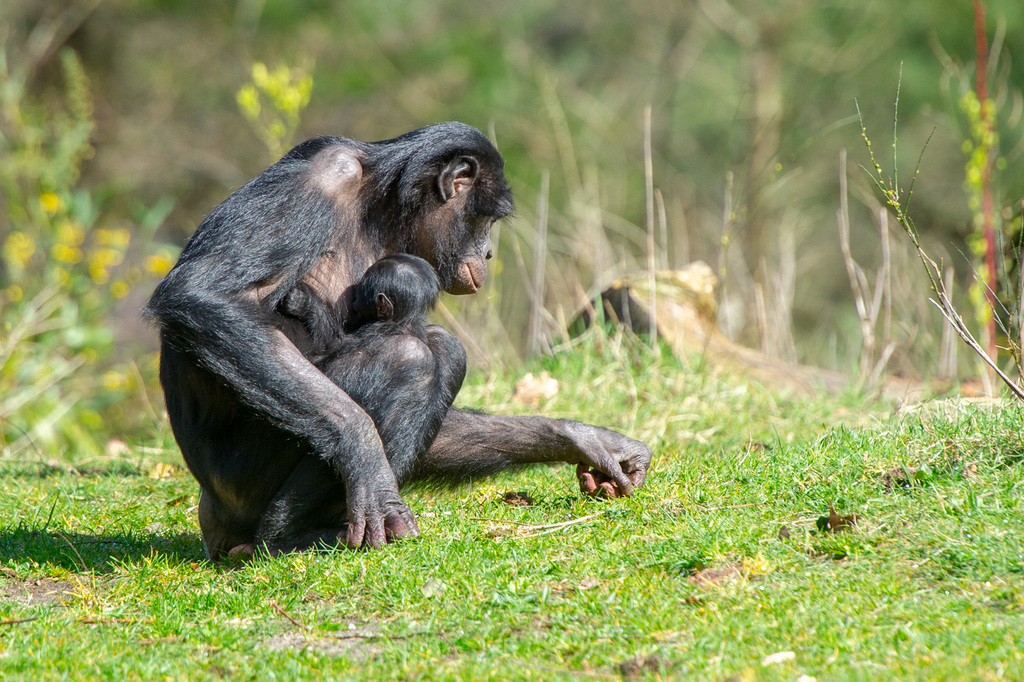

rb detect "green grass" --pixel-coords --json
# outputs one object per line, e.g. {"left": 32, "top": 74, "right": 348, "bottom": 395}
{"left": 2, "top": 334, "right": 1023, "bottom": 680}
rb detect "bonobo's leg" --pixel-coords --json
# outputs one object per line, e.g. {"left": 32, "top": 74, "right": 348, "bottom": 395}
{"left": 411, "top": 410, "right": 652, "bottom": 497}
{"left": 159, "top": 343, "right": 313, "bottom": 560}
{"left": 252, "top": 455, "right": 349, "bottom": 554}
{"left": 319, "top": 324, "right": 467, "bottom": 485}
{"left": 157, "top": 305, "right": 409, "bottom": 555}
{"left": 250, "top": 325, "right": 464, "bottom": 553}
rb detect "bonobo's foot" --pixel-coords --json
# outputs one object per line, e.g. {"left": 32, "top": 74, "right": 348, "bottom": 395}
{"left": 342, "top": 485, "right": 420, "bottom": 549}
{"left": 564, "top": 423, "right": 652, "bottom": 498}
{"left": 224, "top": 543, "right": 256, "bottom": 564}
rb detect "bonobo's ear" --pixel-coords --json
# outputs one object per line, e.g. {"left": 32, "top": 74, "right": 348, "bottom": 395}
{"left": 376, "top": 293, "right": 395, "bottom": 321}
{"left": 437, "top": 156, "right": 479, "bottom": 202}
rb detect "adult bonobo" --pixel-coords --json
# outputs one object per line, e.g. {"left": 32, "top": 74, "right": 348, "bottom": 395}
{"left": 145, "top": 122, "right": 652, "bottom": 559}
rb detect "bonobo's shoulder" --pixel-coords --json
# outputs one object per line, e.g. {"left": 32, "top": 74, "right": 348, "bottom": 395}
{"left": 295, "top": 139, "right": 366, "bottom": 199}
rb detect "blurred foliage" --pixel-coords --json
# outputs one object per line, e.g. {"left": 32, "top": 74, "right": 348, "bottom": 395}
{"left": 236, "top": 60, "right": 314, "bottom": 160}
{"left": 39, "top": 0, "right": 1021, "bottom": 372}
{"left": 2, "top": 0, "right": 1024, "bottom": 454}
{"left": 0, "top": 46, "right": 176, "bottom": 457}
{"left": 939, "top": 32, "right": 1024, "bottom": 364}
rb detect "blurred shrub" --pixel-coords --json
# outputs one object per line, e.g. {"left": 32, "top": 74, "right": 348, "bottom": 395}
{"left": 236, "top": 60, "right": 314, "bottom": 159}
{"left": 0, "top": 49, "right": 175, "bottom": 457}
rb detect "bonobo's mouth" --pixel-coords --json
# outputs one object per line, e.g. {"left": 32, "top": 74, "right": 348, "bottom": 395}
{"left": 446, "top": 262, "right": 483, "bottom": 295}
{"left": 467, "top": 262, "right": 483, "bottom": 292}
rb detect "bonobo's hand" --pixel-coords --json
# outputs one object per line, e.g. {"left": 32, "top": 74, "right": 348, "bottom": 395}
{"left": 343, "top": 482, "right": 420, "bottom": 550}
{"left": 562, "top": 422, "right": 652, "bottom": 498}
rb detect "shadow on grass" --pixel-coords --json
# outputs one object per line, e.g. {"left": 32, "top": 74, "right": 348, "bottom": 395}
{"left": 0, "top": 527, "right": 206, "bottom": 572}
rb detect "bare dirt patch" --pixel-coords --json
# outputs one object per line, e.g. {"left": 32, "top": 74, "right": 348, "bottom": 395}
{"left": 688, "top": 564, "right": 742, "bottom": 588}
{"left": 262, "top": 623, "right": 384, "bottom": 662}
{"left": 1, "top": 578, "right": 75, "bottom": 607}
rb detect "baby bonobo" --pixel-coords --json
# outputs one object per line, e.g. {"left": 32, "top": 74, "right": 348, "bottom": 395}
{"left": 347, "top": 253, "right": 441, "bottom": 336}
{"left": 279, "top": 254, "right": 464, "bottom": 491}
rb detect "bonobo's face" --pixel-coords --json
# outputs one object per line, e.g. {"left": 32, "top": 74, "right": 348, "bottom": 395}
{"left": 441, "top": 214, "right": 495, "bottom": 296}
{"left": 418, "top": 186, "right": 509, "bottom": 297}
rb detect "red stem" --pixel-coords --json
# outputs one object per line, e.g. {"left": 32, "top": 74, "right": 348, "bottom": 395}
{"left": 973, "top": 0, "right": 998, "bottom": 363}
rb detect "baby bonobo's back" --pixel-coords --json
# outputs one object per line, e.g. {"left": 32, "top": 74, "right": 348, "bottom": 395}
{"left": 349, "top": 254, "right": 441, "bottom": 333}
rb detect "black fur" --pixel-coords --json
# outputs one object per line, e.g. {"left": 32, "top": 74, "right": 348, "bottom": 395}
{"left": 144, "top": 122, "right": 651, "bottom": 559}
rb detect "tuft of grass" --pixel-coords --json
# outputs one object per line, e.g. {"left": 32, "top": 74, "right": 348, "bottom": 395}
{"left": 2, "top": 335, "right": 1023, "bottom": 680}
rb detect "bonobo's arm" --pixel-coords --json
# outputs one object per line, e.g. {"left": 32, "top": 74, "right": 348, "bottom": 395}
{"left": 414, "top": 409, "right": 651, "bottom": 496}
{"left": 151, "top": 284, "right": 417, "bottom": 549}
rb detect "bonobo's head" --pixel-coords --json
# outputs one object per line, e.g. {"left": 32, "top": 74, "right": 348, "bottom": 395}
{"left": 368, "top": 122, "right": 515, "bottom": 296}
{"left": 351, "top": 254, "right": 441, "bottom": 325}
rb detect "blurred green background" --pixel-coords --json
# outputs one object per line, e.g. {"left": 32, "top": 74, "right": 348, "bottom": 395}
{"left": 2, "top": 0, "right": 1023, "bottom": 455}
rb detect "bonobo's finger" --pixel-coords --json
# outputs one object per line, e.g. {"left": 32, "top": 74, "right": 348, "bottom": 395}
{"left": 577, "top": 463, "right": 599, "bottom": 496}
{"left": 346, "top": 517, "right": 366, "bottom": 550}
{"left": 628, "top": 466, "right": 648, "bottom": 489}
{"left": 384, "top": 512, "right": 419, "bottom": 542}
{"left": 592, "top": 462, "right": 633, "bottom": 497}
{"left": 609, "top": 469, "right": 634, "bottom": 497}
{"left": 364, "top": 514, "right": 386, "bottom": 549}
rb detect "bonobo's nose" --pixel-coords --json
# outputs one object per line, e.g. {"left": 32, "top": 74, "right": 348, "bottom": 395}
{"left": 486, "top": 249, "right": 493, "bottom": 260}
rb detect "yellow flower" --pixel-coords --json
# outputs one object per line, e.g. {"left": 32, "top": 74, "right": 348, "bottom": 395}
{"left": 144, "top": 251, "right": 174, "bottom": 276}
{"left": 111, "top": 281, "right": 130, "bottom": 299}
{"left": 236, "top": 84, "right": 260, "bottom": 119}
{"left": 40, "top": 192, "right": 61, "bottom": 214}
{"left": 252, "top": 62, "right": 269, "bottom": 87}
{"left": 103, "top": 371, "right": 123, "bottom": 390}
{"left": 109, "top": 228, "right": 131, "bottom": 249}
{"left": 92, "top": 228, "right": 129, "bottom": 249}
{"left": 89, "top": 260, "right": 110, "bottom": 284}
{"left": 57, "top": 220, "right": 86, "bottom": 246}
{"left": 3, "top": 232, "right": 36, "bottom": 268}
{"left": 52, "top": 243, "right": 83, "bottom": 264}
{"left": 6, "top": 285, "right": 23, "bottom": 302}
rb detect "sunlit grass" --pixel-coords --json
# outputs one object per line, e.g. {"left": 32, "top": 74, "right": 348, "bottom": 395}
{"left": 1, "top": 334, "right": 1023, "bottom": 680}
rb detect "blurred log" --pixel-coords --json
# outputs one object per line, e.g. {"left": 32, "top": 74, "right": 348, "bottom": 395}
{"left": 574, "top": 261, "right": 929, "bottom": 401}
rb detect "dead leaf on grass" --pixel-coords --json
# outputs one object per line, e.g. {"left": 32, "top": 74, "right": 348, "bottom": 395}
{"left": 761, "top": 650, "right": 796, "bottom": 666}
{"left": 618, "top": 654, "right": 665, "bottom": 679}
{"left": 689, "top": 564, "right": 742, "bottom": 588}
{"left": 512, "top": 371, "right": 559, "bottom": 405}
{"left": 147, "top": 462, "right": 177, "bottom": 480}
{"left": 105, "top": 439, "right": 130, "bottom": 457}
{"left": 544, "top": 577, "right": 601, "bottom": 594}
{"left": 777, "top": 526, "right": 791, "bottom": 540}
{"left": 421, "top": 578, "right": 447, "bottom": 598}
{"left": 882, "top": 466, "right": 933, "bottom": 490}
{"left": 501, "top": 491, "right": 535, "bottom": 507}
{"left": 816, "top": 503, "right": 861, "bottom": 533}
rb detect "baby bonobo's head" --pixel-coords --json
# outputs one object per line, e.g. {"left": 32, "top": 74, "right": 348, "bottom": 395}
{"left": 351, "top": 254, "right": 441, "bottom": 326}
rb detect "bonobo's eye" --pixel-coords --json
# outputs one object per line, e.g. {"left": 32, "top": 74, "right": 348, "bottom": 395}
{"left": 475, "top": 216, "right": 496, "bottom": 235}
